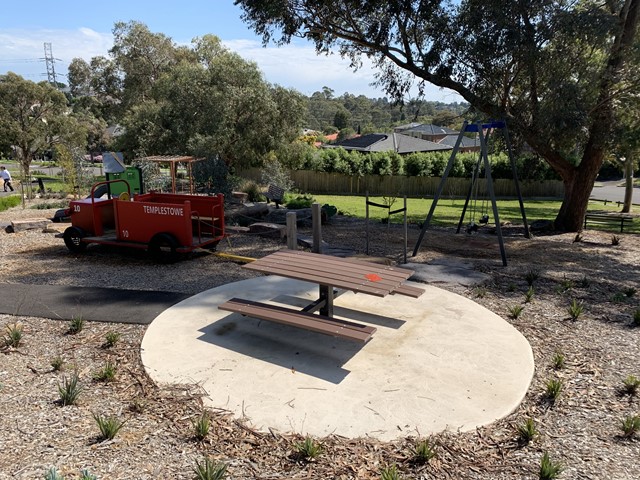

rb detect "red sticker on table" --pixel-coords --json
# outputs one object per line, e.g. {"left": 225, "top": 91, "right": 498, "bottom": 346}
{"left": 365, "top": 273, "right": 382, "bottom": 282}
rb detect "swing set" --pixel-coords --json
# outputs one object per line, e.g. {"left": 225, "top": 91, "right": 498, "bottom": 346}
{"left": 412, "top": 120, "right": 530, "bottom": 266}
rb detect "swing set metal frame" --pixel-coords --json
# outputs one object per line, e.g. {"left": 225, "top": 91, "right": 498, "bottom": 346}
{"left": 412, "top": 120, "right": 530, "bottom": 266}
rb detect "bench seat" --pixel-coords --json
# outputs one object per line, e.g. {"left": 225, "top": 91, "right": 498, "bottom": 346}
{"left": 583, "top": 213, "right": 633, "bottom": 232}
{"left": 218, "top": 297, "right": 376, "bottom": 343}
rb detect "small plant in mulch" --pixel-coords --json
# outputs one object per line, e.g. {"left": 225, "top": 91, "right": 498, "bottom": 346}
{"left": 129, "top": 397, "right": 148, "bottom": 413}
{"left": 104, "top": 331, "right": 121, "bottom": 348}
{"left": 473, "top": 286, "right": 487, "bottom": 298}
{"left": 573, "top": 233, "right": 583, "bottom": 243}
{"left": 50, "top": 356, "right": 64, "bottom": 372}
{"left": 612, "top": 292, "right": 627, "bottom": 303}
{"left": 293, "top": 435, "right": 323, "bottom": 461}
{"left": 79, "top": 470, "right": 97, "bottom": 480}
{"left": 67, "top": 316, "right": 85, "bottom": 334}
{"left": 552, "top": 351, "right": 566, "bottom": 370}
{"left": 620, "top": 414, "right": 640, "bottom": 438}
{"left": 193, "top": 457, "right": 227, "bottom": 480}
{"left": 192, "top": 412, "right": 211, "bottom": 441}
{"left": 380, "top": 463, "right": 403, "bottom": 480}
{"left": 539, "top": 452, "right": 563, "bottom": 480}
{"left": 545, "top": 378, "right": 563, "bottom": 404}
{"left": 57, "top": 373, "right": 82, "bottom": 406}
{"left": 516, "top": 417, "right": 537, "bottom": 445}
{"left": 621, "top": 375, "right": 640, "bottom": 396}
{"left": 633, "top": 309, "right": 640, "bottom": 327}
{"left": 93, "top": 361, "right": 117, "bottom": 382}
{"left": 3, "top": 322, "right": 23, "bottom": 348}
{"left": 93, "top": 413, "right": 126, "bottom": 441}
{"left": 44, "top": 467, "right": 65, "bottom": 480}
{"left": 556, "top": 277, "right": 574, "bottom": 294}
{"left": 623, "top": 287, "right": 637, "bottom": 298}
{"left": 507, "top": 283, "right": 517, "bottom": 292}
{"left": 525, "top": 286, "right": 535, "bottom": 303}
{"left": 567, "top": 299, "right": 584, "bottom": 320}
{"left": 611, "top": 235, "right": 621, "bottom": 245}
{"left": 410, "top": 438, "right": 436, "bottom": 464}
{"left": 525, "top": 269, "right": 540, "bottom": 286}
{"left": 509, "top": 304, "right": 524, "bottom": 320}
{"left": 576, "top": 276, "right": 591, "bottom": 288}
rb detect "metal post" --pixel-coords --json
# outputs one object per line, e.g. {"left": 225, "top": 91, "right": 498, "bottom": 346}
{"left": 365, "top": 191, "right": 370, "bottom": 255}
{"left": 286, "top": 211, "right": 297, "bottom": 250}
{"left": 403, "top": 196, "right": 407, "bottom": 264}
{"left": 479, "top": 123, "right": 507, "bottom": 266}
{"left": 412, "top": 121, "right": 469, "bottom": 256}
{"left": 503, "top": 123, "right": 531, "bottom": 238}
{"left": 312, "top": 202, "right": 322, "bottom": 254}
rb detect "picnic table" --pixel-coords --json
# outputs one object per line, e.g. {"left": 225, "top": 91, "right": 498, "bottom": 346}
{"left": 218, "top": 250, "right": 424, "bottom": 343}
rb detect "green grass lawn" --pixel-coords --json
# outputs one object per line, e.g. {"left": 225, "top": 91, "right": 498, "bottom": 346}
{"left": 312, "top": 194, "right": 639, "bottom": 233}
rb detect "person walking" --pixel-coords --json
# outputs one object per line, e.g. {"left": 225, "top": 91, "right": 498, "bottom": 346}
{"left": 0, "top": 166, "right": 14, "bottom": 192}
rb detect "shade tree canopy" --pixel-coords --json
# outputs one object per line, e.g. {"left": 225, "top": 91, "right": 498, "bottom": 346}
{"left": 236, "top": 0, "right": 640, "bottom": 231}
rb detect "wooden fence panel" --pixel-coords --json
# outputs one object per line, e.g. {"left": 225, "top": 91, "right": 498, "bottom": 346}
{"left": 239, "top": 168, "right": 564, "bottom": 198}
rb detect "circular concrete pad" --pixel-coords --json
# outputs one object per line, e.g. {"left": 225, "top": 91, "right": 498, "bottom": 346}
{"left": 142, "top": 277, "right": 533, "bottom": 441}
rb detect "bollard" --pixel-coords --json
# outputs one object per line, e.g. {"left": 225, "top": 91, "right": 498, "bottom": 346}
{"left": 312, "top": 203, "right": 322, "bottom": 253}
{"left": 286, "top": 211, "right": 297, "bottom": 250}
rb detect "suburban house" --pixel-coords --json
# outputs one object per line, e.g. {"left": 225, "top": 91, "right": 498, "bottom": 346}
{"left": 394, "top": 123, "right": 481, "bottom": 152}
{"left": 326, "top": 132, "right": 452, "bottom": 154}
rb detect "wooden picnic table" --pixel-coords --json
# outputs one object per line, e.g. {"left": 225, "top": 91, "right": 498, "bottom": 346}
{"left": 218, "top": 250, "right": 424, "bottom": 343}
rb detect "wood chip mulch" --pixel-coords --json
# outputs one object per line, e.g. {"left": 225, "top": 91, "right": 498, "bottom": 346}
{"left": 1, "top": 203, "right": 639, "bottom": 479}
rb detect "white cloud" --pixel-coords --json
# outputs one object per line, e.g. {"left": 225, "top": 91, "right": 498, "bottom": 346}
{"left": 0, "top": 28, "right": 461, "bottom": 102}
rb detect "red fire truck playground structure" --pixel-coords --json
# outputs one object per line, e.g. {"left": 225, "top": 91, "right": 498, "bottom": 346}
{"left": 62, "top": 180, "right": 225, "bottom": 261}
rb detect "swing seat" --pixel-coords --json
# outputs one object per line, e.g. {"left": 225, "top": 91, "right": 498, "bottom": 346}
{"left": 466, "top": 222, "right": 479, "bottom": 234}
{"left": 479, "top": 214, "right": 490, "bottom": 224}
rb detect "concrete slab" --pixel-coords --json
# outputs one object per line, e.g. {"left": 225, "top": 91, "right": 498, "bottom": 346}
{"left": 406, "top": 258, "right": 491, "bottom": 286}
{"left": 141, "top": 277, "right": 534, "bottom": 441}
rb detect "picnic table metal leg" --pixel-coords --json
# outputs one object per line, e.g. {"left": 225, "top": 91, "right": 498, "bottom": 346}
{"left": 319, "top": 285, "right": 334, "bottom": 317}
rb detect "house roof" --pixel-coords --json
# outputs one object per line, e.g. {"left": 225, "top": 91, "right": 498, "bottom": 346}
{"left": 400, "top": 124, "right": 459, "bottom": 136}
{"left": 329, "top": 133, "right": 452, "bottom": 154}
{"left": 439, "top": 134, "right": 480, "bottom": 148}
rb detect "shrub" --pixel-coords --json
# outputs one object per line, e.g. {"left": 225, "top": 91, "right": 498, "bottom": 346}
{"left": 545, "top": 378, "right": 563, "bottom": 404}
{"left": 93, "top": 361, "right": 117, "bottom": 382}
{"left": 525, "top": 269, "right": 539, "bottom": 286}
{"left": 4, "top": 322, "right": 23, "bottom": 348}
{"left": 50, "top": 356, "right": 64, "bottom": 371}
{"left": 552, "top": 352, "right": 566, "bottom": 370}
{"left": 0, "top": 195, "right": 21, "bottom": 212}
{"left": 380, "top": 464, "right": 402, "bottom": 480}
{"left": 517, "top": 417, "right": 537, "bottom": 445}
{"left": 525, "top": 286, "right": 534, "bottom": 303}
{"left": 104, "top": 331, "right": 121, "bottom": 348}
{"left": 567, "top": 299, "right": 584, "bottom": 320}
{"left": 620, "top": 414, "right": 640, "bottom": 438}
{"left": 238, "top": 180, "right": 264, "bottom": 202}
{"left": 68, "top": 316, "right": 85, "bottom": 334}
{"left": 58, "top": 373, "right": 82, "bottom": 406}
{"left": 411, "top": 438, "right": 436, "bottom": 463}
{"left": 509, "top": 304, "right": 524, "bottom": 320}
{"left": 622, "top": 375, "right": 640, "bottom": 396}
{"left": 285, "top": 194, "right": 315, "bottom": 209}
{"left": 539, "top": 452, "right": 563, "bottom": 480}
{"left": 79, "top": 470, "right": 97, "bottom": 480}
{"left": 193, "top": 412, "right": 211, "bottom": 441}
{"left": 194, "top": 458, "right": 227, "bottom": 480}
{"left": 93, "top": 413, "right": 126, "bottom": 441}
{"left": 293, "top": 435, "right": 323, "bottom": 461}
{"left": 44, "top": 467, "right": 64, "bottom": 480}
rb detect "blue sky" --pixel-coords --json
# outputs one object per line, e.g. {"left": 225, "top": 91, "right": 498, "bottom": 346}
{"left": 0, "top": 0, "right": 460, "bottom": 101}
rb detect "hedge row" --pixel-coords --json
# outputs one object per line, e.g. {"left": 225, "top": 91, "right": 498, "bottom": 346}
{"left": 279, "top": 146, "right": 560, "bottom": 181}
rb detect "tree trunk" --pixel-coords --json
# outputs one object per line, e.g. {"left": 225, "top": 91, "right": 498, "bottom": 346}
{"left": 554, "top": 162, "right": 601, "bottom": 231}
{"left": 622, "top": 153, "right": 634, "bottom": 213}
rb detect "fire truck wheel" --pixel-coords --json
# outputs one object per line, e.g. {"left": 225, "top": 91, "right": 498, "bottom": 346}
{"left": 63, "top": 227, "right": 87, "bottom": 253}
{"left": 148, "top": 233, "right": 179, "bottom": 263}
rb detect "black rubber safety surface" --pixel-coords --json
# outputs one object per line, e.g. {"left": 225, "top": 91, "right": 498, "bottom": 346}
{"left": 0, "top": 283, "right": 190, "bottom": 325}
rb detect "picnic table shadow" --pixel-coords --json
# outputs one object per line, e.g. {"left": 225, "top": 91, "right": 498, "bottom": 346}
{"left": 196, "top": 294, "right": 405, "bottom": 384}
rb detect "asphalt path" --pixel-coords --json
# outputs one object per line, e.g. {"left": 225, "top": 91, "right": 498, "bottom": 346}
{"left": 590, "top": 180, "right": 638, "bottom": 205}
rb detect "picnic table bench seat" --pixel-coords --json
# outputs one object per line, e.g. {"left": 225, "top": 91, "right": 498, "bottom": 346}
{"left": 583, "top": 212, "right": 634, "bottom": 232}
{"left": 218, "top": 297, "right": 376, "bottom": 343}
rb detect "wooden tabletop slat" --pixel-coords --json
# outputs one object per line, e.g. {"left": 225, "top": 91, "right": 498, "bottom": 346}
{"left": 244, "top": 250, "right": 415, "bottom": 296}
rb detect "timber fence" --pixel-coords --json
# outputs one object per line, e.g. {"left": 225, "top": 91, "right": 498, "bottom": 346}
{"left": 239, "top": 168, "right": 564, "bottom": 198}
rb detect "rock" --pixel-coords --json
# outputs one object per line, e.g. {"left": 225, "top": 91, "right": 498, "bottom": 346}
{"left": 10, "top": 218, "right": 51, "bottom": 232}
{"left": 248, "top": 222, "right": 286, "bottom": 240}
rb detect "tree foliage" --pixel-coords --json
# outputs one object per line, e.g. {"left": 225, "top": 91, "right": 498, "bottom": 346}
{"left": 0, "top": 73, "right": 87, "bottom": 177}
{"left": 236, "top": 0, "right": 640, "bottom": 230}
